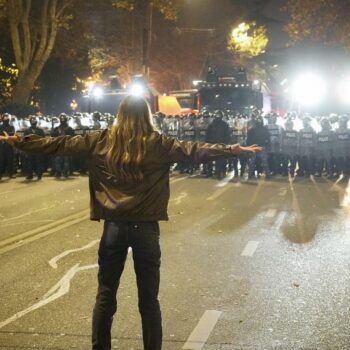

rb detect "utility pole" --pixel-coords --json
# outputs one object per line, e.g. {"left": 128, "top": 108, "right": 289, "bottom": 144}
{"left": 142, "top": 1, "right": 153, "bottom": 80}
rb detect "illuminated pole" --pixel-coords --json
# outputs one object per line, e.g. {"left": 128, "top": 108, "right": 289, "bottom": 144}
{"left": 142, "top": 2, "right": 153, "bottom": 80}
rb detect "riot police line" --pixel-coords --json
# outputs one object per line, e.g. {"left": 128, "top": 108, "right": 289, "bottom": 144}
{"left": 1, "top": 109, "right": 350, "bottom": 181}
{"left": 0, "top": 111, "right": 114, "bottom": 180}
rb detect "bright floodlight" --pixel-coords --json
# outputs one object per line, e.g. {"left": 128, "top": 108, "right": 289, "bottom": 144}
{"left": 130, "top": 83, "right": 145, "bottom": 96}
{"left": 338, "top": 77, "right": 350, "bottom": 104}
{"left": 292, "top": 74, "right": 326, "bottom": 106}
{"left": 91, "top": 86, "right": 104, "bottom": 99}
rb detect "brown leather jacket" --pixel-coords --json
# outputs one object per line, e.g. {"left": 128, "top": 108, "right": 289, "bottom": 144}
{"left": 14, "top": 130, "right": 236, "bottom": 222}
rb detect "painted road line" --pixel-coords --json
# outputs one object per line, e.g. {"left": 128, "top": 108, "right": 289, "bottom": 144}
{"left": 207, "top": 186, "right": 229, "bottom": 201}
{"left": 182, "top": 310, "right": 222, "bottom": 350}
{"left": 278, "top": 188, "right": 287, "bottom": 196}
{"left": 216, "top": 171, "right": 235, "bottom": 188}
{"left": 170, "top": 177, "right": 187, "bottom": 185}
{"left": 274, "top": 211, "right": 287, "bottom": 230}
{"left": 241, "top": 241, "right": 259, "bottom": 257}
{"left": 0, "top": 208, "right": 90, "bottom": 255}
{"left": 0, "top": 263, "right": 98, "bottom": 329}
{"left": 0, "top": 205, "right": 57, "bottom": 223}
{"left": 170, "top": 192, "right": 188, "bottom": 205}
{"left": 0, "top": 185, "right": 34, "bottom": 196}
{"left": 49, "top": 240, "right": 99, "bottom": 268}
{"left": 265, "top": 209, "right": 277, "bottom": 218}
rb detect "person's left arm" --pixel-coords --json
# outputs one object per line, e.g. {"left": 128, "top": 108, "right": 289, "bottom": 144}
{"left": 0, "top": 130, "right": 102, "bottom": 156}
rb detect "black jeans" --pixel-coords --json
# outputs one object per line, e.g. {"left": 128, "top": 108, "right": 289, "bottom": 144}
{"left": 92, "top": 221, "right": 162, "bottom": 350}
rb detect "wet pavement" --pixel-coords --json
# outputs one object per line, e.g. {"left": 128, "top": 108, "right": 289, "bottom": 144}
{"left": 0, "top": 173, "right": 350, "bottom": 349}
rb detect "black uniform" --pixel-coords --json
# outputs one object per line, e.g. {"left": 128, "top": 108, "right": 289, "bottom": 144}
{"left": 298, "top": 123, "right": 316, "bottom": 177}
{"left": 281, "top": 121, "right": 299, "bottom": 176}
{"left": 0, "top": 116, "right": 16, "bottom": 179}
{"left": 23, "top": 119, "right": 45, "bottom": 179}
{"left": 314, "top": 120, "right": 335, "bottom": 177}
{"left": 206, "top": 115, "right": 231, "bottom": 178}
{"left": 266, "top": 118, "right": 282, "bottom": 175}
{"left": 179, "top": 115, "right": 196, "bottom": 174}
{"left": 247, "top": 119, "right": 270, "bottom": 178}
{"left": 333, "top": 117, "right": 350, "bottom": 176}
{"left": 51, "top": 115, "right": 75, "bottom": 178}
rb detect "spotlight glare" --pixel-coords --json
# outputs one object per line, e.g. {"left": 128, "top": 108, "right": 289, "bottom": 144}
{"left": 292, "top": 74, "right": 326, "bottom": 106}
{"left": 130, "top": 84, "right": 145, "bottom": 96}
{"left": 338, "top": 77, "right": 350, "bottom": 104}
{"left": 91, "top": 87, "right": 104, "bottom": 99}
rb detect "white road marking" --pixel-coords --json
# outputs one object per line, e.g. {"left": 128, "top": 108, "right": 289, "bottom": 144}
{"left": 265, "top": 209, "right": 277, "bottom": 218}
{"left": 170, "top": 192, "right": 188, "bottom": 205}
{"left": 0, "top": 190, "right": 13, "bottom": 195}
{"left": 1, "top": 219, "right": 55, "bottom": 227}
{"left": 207, "top": 187, "right": 228, "bottom": 201}
{"left": 274, "top": 211, "right": 287, "bottom": 230}
{"left": 49, "top": 240, "right": 99, "bottom": 268}
{"left": 241, "top": 241, "right": 259, "bottom": 257}
{"left": 0, "top": 263, "right": 98, "bottom": 329}
{"left": 216, "top": 171, "right": 235, "bottom": 188}
{"left": 0, "top": 205, "right": 57, "bottom": 223}
{"left": 170, "top": 177, "right": 186, "bottom": 185}
{"left": 0, "top": 209, "right": 90, "bottom": 255}
{"left": 182, "top": 310, "right": 222, "bottom": 350}
{"left": 278, "top": 188, "right": 287, "bottom": 196}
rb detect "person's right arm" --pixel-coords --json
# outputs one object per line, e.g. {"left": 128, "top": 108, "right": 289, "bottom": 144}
{"left": 160, "top": 134, "right": 261, "bottom": 164}
{"left": 0, "top": 130, "right": 103, "bottom": 156}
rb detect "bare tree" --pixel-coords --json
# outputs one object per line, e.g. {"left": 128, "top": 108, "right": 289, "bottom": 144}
{"left": 2, "top": 0, "right": 71, "bottom": 104}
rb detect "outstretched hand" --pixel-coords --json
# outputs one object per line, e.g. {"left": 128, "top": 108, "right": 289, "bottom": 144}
{"left": 230, "top": 144, "right": 263, "bottom": 154}
{"left": 0, "top": 131, "right": 17, "bottom": 144}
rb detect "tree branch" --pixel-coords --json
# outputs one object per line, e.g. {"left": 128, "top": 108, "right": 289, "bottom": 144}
{"left": 57, "top": 0, "right": 70, "bottom": 18}
{"left": 21, "top": 0, "right": 32, "bottom": 70}
{"left": 34, "top": 0, "right": 49, "bottom": 62}
{"left": 7, "top": 0, "right": 24, "bottom": 70}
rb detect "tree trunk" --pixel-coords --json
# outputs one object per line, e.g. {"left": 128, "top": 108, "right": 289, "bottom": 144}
{"left": 11, "top": 69, "right": 40, "bottom": 105}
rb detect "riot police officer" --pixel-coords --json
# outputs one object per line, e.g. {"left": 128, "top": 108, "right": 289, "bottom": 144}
{"left": 92, "top": 111, "right": 102, "bottom": 130}
{"left": 72, "top": 114, "right": 89, "bottom": 175}
{"left": 333, "top": 115, "right": 350, "bottom": 178}
{"left": 206, "top": 111, "right": 231, "bottom": 179}
{"left": 0, "top": 113, "right": 16, "bottom": 179}
{"left": 23, "top": 116, "right": 45, "bottom": 180}
{"left": 51, "top": 113, "right": 74, "bottom": 178}
{"left": 281, "top": 118, "right": 299, "bottom": 177}
{"left": 266, "top": 113, "right": 282, "bottom": 175}
{"left": 298, "top": 116, "right": 316, "bottom": 177}
{"left": 314, "top": 117, "right": 335, "bottom": 177}
{"left": 180, "top": 114, "right": 196, "bottom": 174}
{"left": 247, "top": 116, "right": 270, "bottom": 179}
{"left": 163, "top": 115, "right": 180, "bottom": 139}
{"left": 228, "top": 115, "right": 247, "bottom": 177}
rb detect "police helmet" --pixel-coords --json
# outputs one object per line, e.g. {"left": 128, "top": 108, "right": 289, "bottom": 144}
{"left": 320, "top": 117, "right": 331, "bottom": 130}
{"left": 339, "top": 115, "right": 349, "bottom": 127}
{"left": 255, "top": 116, "right": 264, "bottom": 126}
{"left": 215, "top": 110, "right": 224, "bottom": 119}
{"left": 329, "top": 113, "right": 339, "bottom": 124}
{"left": 285, "top": 118, "right": 294, "bottom": 130}
{"left": 93, "top": 111, "right": 101, "bottom": 121}
{"left": 59, "top": 113, "right": 68, "bottom": 123}
{"left": 268, "top": 113, "right": 277, "bottom": 124}
{"left": 29, "top": 116, "right": 38, "bottom": 126}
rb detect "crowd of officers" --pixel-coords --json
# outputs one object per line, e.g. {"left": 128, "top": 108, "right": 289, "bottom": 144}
{"left": 1, "top": 109, "right": 350, "bottom": 181}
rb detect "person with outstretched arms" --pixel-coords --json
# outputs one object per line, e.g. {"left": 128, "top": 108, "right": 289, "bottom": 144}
{"left": 0, "top": 95, "right": 262, "bottom": 350}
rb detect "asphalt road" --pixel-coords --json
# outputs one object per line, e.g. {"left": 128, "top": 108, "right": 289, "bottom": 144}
{"left": 1, "top": 173, "right": 350, "bottom": 350}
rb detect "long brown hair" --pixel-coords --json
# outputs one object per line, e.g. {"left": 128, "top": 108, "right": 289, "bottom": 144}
{"left": 106, "top": 95, "right": 156, "bottom": 182}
